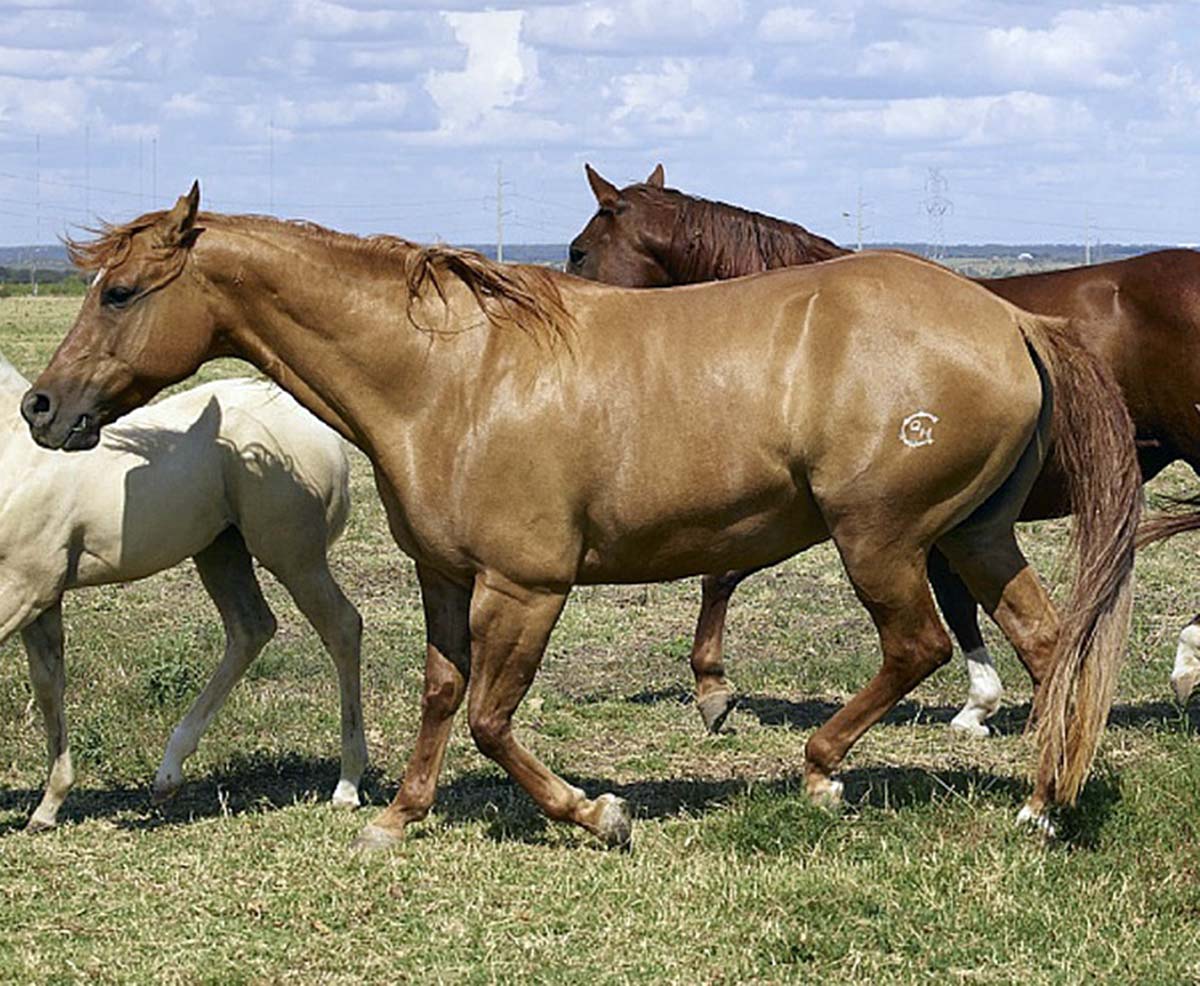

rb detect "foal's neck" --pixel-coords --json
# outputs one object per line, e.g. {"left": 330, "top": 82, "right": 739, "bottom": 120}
{"left": 0, "top": 354, "right": 30, "bottom": 427}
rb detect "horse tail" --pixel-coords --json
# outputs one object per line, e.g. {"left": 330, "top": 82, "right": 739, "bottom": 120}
{"left": 1137, "top": 494, "right": 1200, "bottom": 547}
{"left": 1016, "top": 311, "right": 1141, "bottom": 806}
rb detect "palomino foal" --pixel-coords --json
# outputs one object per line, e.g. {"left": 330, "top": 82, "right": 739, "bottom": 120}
{"left": 0, "top": 357, "right": 365, "bottom": 830}
{"left": 22, "top": 186, "right": 1139, "bottom": 847}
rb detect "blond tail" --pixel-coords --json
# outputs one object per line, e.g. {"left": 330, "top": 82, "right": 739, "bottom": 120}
{"left": 1017, "top": 312, "right": 1141, "bottom": 805}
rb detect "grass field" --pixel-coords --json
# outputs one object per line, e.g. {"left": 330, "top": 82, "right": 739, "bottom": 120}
{"left": 2, "top": 295, "right": 1200, "bottom": 983}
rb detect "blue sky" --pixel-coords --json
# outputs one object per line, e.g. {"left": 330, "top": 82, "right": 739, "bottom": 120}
{"left": 1, "top": 1, "right": 1198, "bottom": 248}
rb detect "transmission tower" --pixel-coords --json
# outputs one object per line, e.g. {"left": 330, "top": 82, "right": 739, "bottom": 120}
{"left": 922, "top": 168, "right": 953, "bottom": 260}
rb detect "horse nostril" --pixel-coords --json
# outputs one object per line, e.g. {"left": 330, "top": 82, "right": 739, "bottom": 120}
{"left": 21, "top": 390, "right": 53, "bottom": 424}
{"left": 568, "top": 246, "right": 586, "bottom": 267}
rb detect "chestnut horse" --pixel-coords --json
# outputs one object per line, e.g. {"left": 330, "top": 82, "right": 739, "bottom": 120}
{"left": 569, "top": 163, "right": 1199, "bottom": 735}
{"left": 22, "top": 186, "right": 1138, "bottom": 847}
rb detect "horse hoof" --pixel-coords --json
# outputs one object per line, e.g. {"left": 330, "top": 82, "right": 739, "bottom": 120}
{"left": 151, "top": 782, "right": 180, "bottom": 807}
{"left": 697, "top": 690, "right": 738, "bottom": 734}
{"left": 808, "top": 775, "right": 844, "bottom": 809}
{"left": 1016, "top": 803, "right": 1056, "bottom": 841}
{"left": 594, "top": 793, "right": 632, "bottom": 850}
{"left": 351, "top": 823, "right": 401, "bottom": 854}
{"left": 331, "top": 780, "right": 361, "bottom": 809}
{"left": 1171, "top": 668, "right": 1200, "bottom": 707}
{"left": 24, "top": 816, "right": 56, "bottom": 835}
{"left": 948, "top": 714, "right": 990, "bottom": 738}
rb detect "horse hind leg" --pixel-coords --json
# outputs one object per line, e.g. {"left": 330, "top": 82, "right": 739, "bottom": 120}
{"left": 1170, "top": 617, "right": 1200, "bottom": 706}
{"left": 691, "top": 568, "right": 757, "bottom": 733}
{"left": 265, "top": 550, "right": 366, "bottom": 808}
{"left": 153, "top": 526, "right": 277, "bottom": 803}
{"left": 928, "top": 548, "right": 1004, "bottom": 737}
{"left": 22, "top": 600, "right": 72, "bottom": 832}
{"left": 805, "top": 539, "right": 953, "bottom": 805}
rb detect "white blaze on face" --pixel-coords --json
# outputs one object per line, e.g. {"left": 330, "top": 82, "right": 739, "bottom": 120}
{"left": 900, "top": 410, "right": 939, "bottom": 447}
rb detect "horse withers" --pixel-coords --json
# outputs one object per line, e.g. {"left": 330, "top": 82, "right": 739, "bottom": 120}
{"left": 21, "top": 185, "right": 1138, "bottom": 846}
{"left": 0, "top": 356, "right": 365, "bottom": 831}
{"left": 569, "top": 163, "right": 1196, "bottom": 736}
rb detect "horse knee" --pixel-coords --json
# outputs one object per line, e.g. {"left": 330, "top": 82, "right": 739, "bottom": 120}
{"left": 884, "top": 620, "right": 952, "bottom": 681}
{"left": 468, "top": 711, "right": 510, "bottom": 758}
{"left": 422, "top": 673, "right": 465, "bottom": 719}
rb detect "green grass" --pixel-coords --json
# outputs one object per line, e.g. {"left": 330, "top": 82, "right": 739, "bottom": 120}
{"left": 2, "top": 295, "right": 1200, "bottom": 983}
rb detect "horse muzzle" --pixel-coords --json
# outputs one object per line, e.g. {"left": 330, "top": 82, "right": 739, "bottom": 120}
{"left": 21, "top": 389, "right": 102, "bottom": 451}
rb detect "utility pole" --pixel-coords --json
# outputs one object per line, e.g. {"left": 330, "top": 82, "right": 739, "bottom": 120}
{"left": 31, "top": 134, "right": 39, "bottom": 297}
{"left": 922, "top": 168, "right": 952, "bottom": 261}
{"left": 841, "top": 182, "right": 870, "bottom": 251}
{"left": 1084, "top": 205, "right": 1092, "bottom": 266}
{"left": 496, "top": 161, "right": 504, "bottom": 263}
{"left": 138, "top": 136, "right": 144, "bottom": 211}
{"left": 268, "top": 117, "right": 275, "bottom": 213}
{"left": 152, "top": 136, "right": 158, "bottom": 203}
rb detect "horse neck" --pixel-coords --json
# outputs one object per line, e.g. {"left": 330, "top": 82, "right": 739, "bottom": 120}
{"left": 663, "top": 196, "right": 850, "bottom": 283}
{"left": 202, "top": 226, "right": 476, "bottom": 448}
{"left": 0, "top": 356, "right": 30, "bottom": 429}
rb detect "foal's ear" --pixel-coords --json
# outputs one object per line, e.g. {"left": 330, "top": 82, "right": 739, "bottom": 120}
{"left": 585, "top": 163, "right": 620, "bottom": 210}
{"left": 156, "top": 180, "right": 201, "bottom": 248}
{"left": 646, "top": 164, "right": 665, "bottom": 188}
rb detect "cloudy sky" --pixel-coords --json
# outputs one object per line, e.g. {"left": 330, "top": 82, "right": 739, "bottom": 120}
{"left": 1, "top": 0, "right": 1198, "bottom": 249}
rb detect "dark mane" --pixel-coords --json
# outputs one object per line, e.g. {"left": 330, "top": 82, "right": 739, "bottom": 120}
{"left": 67, "top": 212, "right": 572, "bottom": 349}
{"left": 630, "top": 185, "right": 850, "bottom": 283}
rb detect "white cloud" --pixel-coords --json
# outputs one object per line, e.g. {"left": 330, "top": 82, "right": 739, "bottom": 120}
{"left": 0, "top": 77, "right": 87, "bottom": 135}
{"left": 757, "top": 6, "right": 854, "bottom": 44}
{"left": 525, "top": 0, "right": 745, "bottom": 52}
{"left": 825, "top": 91, "right": 1091, "bottom": 145}
{"left": 984, "top": 5, "right": 1165, "bottom": 90}
{"left": 425, "top": 10, "right": 533, "bottom": 135}
{"left": 607, "top": 59, "right": 708, "bottom": 137}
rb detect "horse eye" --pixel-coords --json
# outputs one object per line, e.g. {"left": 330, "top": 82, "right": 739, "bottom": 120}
{"left": 101, "top": 284, "right": 137, "bottom": 307}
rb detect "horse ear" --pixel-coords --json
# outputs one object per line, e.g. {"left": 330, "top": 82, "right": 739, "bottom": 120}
{"left": 156, "top": 181, "right": 201, "bottom": 247}
{"left": 646, "top": 164, "right": 665, "bottom": 188}
{"left": 585, "top": 163, "right": 620, "bottom": 209}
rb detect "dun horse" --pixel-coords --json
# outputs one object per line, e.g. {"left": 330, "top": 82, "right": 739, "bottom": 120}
{"left": 569, "top": 163, "right": 1197, "bottom": 735}
{"left": 0, "top": 360, "right": 365, "bottom": 830}
{"left": 22, "top": 186, "right": 1138, "bottom": 846}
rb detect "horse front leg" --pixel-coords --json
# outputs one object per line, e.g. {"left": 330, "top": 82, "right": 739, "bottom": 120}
{"left": 22, "top": 599, "right": 72, "bottom": 832}
{"left": 691, "top": 568, "right": 758, "bottom": 733}
{"left": 354, "top": 565, "right": 471, "bottom": 850}
{"left": 462, "top": 571, "right": 630, "bottom": 847}
{"left": 928, "top": 548, "right": 1004, "bottom": 737}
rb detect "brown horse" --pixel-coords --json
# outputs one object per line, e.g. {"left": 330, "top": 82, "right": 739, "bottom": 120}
{"left": 22, "top": 185, "right": 1138, "bottom": 847}
{"left": 569, "top": 163, "right": 1200, "bottom": 734}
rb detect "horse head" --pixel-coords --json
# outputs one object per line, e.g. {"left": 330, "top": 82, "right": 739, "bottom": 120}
{"left": 566, "top": 164, "right": 678, "bottom": 286}
{"left": 22, "top": 182, "right": 218, "bottom": 451}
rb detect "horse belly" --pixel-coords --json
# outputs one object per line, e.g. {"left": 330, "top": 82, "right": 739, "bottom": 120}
{"left": 68, "top": 456, "right": 229, "bottom": 587}
{"left": 576, "top": 481, "right": 828, "bottom": 584}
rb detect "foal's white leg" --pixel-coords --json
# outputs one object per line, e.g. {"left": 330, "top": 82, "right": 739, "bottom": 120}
{"left": 949, "top": 645, "right": 1004, "bottom": 737}
{"left": 271, "top": 565, "right": 366, "bottom": 808}
{"left": 22, "top": 600, "right": 73, "bottom": 832}
{"left": 153, "top": 528, "right": 277, "bottom": 802}
{"left": 1171, "top": 619, "right": 1200, "bottom": 706}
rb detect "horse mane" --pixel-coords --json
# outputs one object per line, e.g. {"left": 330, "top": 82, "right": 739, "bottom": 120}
{"left": 632, "top": 185, "right": 851, "bottom": 283}
{"left": 66, "top": 212, "right": 572, "bottom": 349}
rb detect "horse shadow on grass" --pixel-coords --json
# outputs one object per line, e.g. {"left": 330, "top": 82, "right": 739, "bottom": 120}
{"left": 0, "top": 690, "right": 1174, "bottom": 844}
{"left": 624, "top": 687, "right": 1200, "bottom": 736}
{"left": 0, "top": 752, "right": 393, "bottom": 836}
